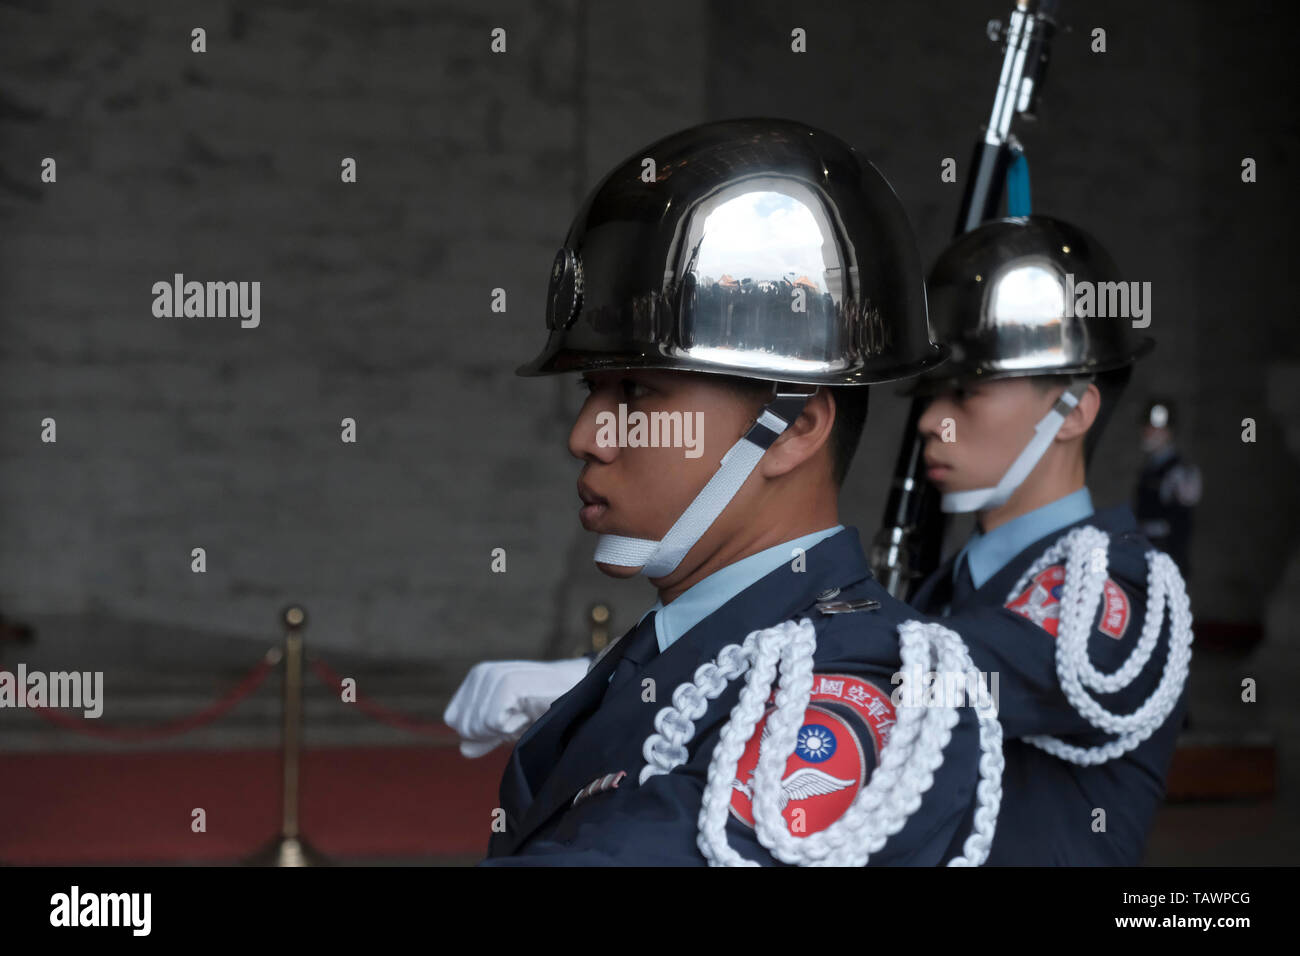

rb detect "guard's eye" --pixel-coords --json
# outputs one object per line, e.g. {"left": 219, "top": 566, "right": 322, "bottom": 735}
{"left": 621, "top": 378, "right": 651, "bottom": 400}
{"left": 576, "top": 376, "right": 650, "bottom": 399}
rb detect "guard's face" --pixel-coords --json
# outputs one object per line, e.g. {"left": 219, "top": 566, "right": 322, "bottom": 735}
{"left": 916, "top": 377, "right": 1065, "bottom": 493}
{"left": 568, "top": 369, "right": 762, "bottom": 579}
{"left": 1141, "top": 424, "right": 1171, "bottom": 453}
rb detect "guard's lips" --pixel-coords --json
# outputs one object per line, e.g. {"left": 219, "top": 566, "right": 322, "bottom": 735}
{"left": 577, "top": 479, "right": 608, "bottom": 507}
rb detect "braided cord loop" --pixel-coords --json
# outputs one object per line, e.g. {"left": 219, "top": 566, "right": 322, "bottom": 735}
{"left": 639, "top": 617, "right": 1003, "bottom": 866}
{"left": 1005, "top": 526, "right": 1194, "bottom": 765}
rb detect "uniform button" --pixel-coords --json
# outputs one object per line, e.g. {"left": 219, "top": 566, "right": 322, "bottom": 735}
{"left": 816, "top": 587, "right": 841, "bottom": 601}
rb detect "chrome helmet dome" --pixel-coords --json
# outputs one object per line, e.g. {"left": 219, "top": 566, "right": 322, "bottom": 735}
{"left": 518, "top": 116, "right": 945, "bottom": 386}
{"left": 916, "top": 215, "right": 1154, "bottom": 391}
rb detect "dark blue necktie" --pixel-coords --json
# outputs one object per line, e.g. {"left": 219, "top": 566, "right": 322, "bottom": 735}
{"left": 602, "top": 610, "right": 660, "bottom": 706}
{"left": 950, "top": 554, "right": 976, "bottom": 608}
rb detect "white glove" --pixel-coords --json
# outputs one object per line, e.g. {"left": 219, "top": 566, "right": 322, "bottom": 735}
{"left": 443, "top": 658, "right": 591, "bottom": 758}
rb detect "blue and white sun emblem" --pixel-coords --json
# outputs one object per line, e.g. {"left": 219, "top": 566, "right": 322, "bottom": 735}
{"left": 794, "top": 723, "right": 837, "bottom": 763}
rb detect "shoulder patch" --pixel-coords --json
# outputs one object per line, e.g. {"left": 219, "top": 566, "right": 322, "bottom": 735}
{"left": 1005, "top": 564, "right": 1130, "bottom": 639}
{"left": 1005, "top": 564, "right": 1065, "bottom": 635}
{"left": 729, "top": 673, "right": 894, "bottom": 836}
{"left": 1098, "top": 578, "right": 1131, "bottom": 639}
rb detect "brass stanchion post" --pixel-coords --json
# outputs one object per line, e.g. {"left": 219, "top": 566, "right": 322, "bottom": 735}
{"left": 247, "top": 604, "right": 328, "bottom": 866}
{"left": 589, "top": 603, "right": 610, "bottom": 653}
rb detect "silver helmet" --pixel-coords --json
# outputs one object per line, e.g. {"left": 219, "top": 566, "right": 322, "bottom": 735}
{"left": 916, "top": 215, "right": 1154, "bottom": 390}
{"left": 917, "top": 216, "right": 1153, "bottom": 514}
{"left": 517, "top": 116, "right": 945, "bottom": 386}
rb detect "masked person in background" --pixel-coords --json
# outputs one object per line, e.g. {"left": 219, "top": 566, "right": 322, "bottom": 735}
{"left": 909, "top": 216, "right": 1193, "bottom": 865}
{"left": 1134, "top": 399, "right": 1202, "bottom": 578}
{"left": 468, "top": 118, "right": 1002, "bottom": 866}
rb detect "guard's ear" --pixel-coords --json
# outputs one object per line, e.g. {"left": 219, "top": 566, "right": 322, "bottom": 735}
{"left": 1057, "top": 383, "right": 1100, "bottom": 442}
{"left": 759, "top": 388, "right": 836, "bottom": 479}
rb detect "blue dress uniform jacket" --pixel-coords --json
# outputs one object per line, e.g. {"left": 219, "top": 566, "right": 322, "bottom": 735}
{"left": 481, "top": 527, "right": 985, "bottom": 866}
{"left": 911, "top": 506, "right": 1187, "bottom": 865}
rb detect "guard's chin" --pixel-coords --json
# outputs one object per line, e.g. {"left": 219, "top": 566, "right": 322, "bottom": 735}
{"left": 594, "top": 561, "right": 643, "bottom": 579}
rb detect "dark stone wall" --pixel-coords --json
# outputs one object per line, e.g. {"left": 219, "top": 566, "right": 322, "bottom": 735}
{"left": 1, "top": 0, "right": 1295, "bottom": 666}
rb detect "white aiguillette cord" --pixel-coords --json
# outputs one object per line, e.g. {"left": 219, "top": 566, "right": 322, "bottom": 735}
{"left": 941, "top": 378, "right": 1091, "bottom": 514}
{"left": 1008, "top": 525, "right": 1194, "bottom": 765}
{"left": 637, "top": 617, "right": 1004, "bottom": 866}
{"left": 593, "top": 385, "right": 816, "bottom": 578}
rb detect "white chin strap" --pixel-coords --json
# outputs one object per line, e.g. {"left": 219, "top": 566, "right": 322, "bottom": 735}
{"left": 593, "top": 387, "right": 814, "bottom": 578}
{"left": 941, "top": 379, "right": 1091, "bottom": 514}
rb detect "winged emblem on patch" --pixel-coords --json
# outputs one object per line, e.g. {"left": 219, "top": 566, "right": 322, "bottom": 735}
{"left": 731, "top": 722, "right": 854, "bottom": 809}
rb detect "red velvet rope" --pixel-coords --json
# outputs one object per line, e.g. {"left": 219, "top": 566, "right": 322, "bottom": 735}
{"left": 306, "top": 655, "right": 457, "bottom": 741}
{"left": 18, "top": 650, "right": 459, "bottom": 743}
{"left": 23, "top": 652, "right": 278, "bottom": 740}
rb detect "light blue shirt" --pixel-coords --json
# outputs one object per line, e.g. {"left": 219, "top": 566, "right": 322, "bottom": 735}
{"left": 954, "top": 488, "right": 1094, "bottom": 589}
{"left": 638, "top": 525, "right": 845, "bottom": 653}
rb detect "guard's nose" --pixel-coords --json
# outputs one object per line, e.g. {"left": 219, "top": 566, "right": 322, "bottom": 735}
{"left": 569, "top": 386, "right": 620, "bottom": 464}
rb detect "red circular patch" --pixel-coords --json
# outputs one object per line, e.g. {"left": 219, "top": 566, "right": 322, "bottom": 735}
{"left": 728, "top": 674, "right": 895, "bottom": 837}
{"left": 1006, "top": 565, "right": 1066, "bottom": 635}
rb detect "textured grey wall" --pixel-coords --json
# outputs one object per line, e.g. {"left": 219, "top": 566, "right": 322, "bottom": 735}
{"left": 0, "top": 0, "right": 708, "bottom": 667}
{"left": 706, "top": 0, "right": 1299, "bottom": 625}
{"left": 1, "top": 0, "right": 1296, "bottom": 677}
